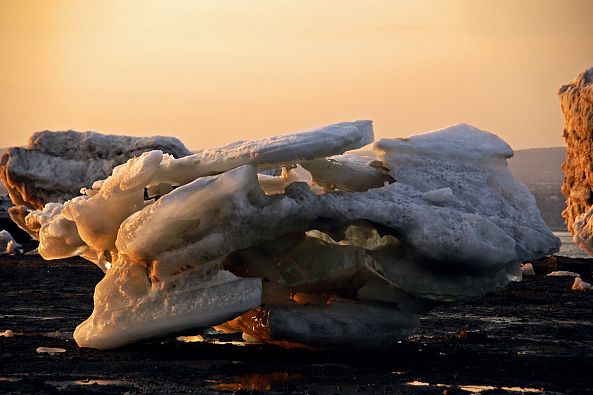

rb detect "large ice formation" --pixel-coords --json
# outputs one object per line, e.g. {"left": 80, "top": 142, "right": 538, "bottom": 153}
{"left": 559, "top": 67, "right": 593, "bottom": 255}
{"left": 0, "top": 130, "right": 190, "bottom": 210}
{"left": 17, "top": 121, "right": 558, "bottom": 349}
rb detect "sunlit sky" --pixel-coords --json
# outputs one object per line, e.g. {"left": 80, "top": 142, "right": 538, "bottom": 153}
{"left": 1, "top": 0, "right": 592, "bottom": 150}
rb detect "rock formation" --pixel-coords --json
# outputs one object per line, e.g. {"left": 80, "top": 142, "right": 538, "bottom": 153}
{"left": 0, "top": 130, "right": 190, "bottom": 210}
{"left": 560, "top": 67, "right": 593, "bottom": 254}
{"left": 17, "top": 121, "right": 558, "bottom": 350}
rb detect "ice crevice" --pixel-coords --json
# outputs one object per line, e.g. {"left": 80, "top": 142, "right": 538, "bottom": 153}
{"left": 12, "top": 120, "right": 559, "bottom": 349}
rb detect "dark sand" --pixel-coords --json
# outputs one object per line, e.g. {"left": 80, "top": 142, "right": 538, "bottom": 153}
{"left": 0, "top": 255, "right": 592, "bottom": 394}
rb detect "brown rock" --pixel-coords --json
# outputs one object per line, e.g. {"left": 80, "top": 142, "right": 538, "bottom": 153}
{"left": 560, "top": 67, "right": 593, "bottom": 234}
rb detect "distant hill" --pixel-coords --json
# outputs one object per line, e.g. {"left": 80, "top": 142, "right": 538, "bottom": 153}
{"left": 509, "top": 147, "right": 566, "bottom": 231}
{"left": 509, "top": 147, "right": 565, "bottom": 185}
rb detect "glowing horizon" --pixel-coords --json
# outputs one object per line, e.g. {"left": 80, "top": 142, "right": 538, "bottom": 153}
{"left": 1, "top": 0, "right": 592, "bottom": 150}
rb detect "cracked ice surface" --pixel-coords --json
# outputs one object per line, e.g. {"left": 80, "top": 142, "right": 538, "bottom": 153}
{"left": 17, "top": 121, "right": 559, "bottom": 349}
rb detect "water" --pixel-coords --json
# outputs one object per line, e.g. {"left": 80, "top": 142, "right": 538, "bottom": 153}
{"left": 554, "top": 232, "right": 591, "bottom": 259}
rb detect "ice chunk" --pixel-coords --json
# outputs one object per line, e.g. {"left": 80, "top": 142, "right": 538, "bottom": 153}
{"left": 223, "top": 302, "right": 419, "bottom": 349}
{"left": 225, "top": 226, "right": 394, "bottom": 295}
{"left": 300, "top": 153, "right": 394, "bottom": 192}
{"left": 374, "top": 124, "right": 559, "bottom": 268}
{"left": 572, "top": 208, "right": 593, "bottom": 256}
{"left": 28, "top": 122, "right": 371, "bottom": 349}
{"left": 35, "top": 347, "right": 66, "bottom": 354}
{"left": 547, "top": 271, "right": 580, "bottom": 277}
{"left": 18, "top": 121, "right": 558, "bottom": 350}
{"left": 74, "top": 267, "right": 261, "bottom": 349}
{"left": 521, "top": 263, "right": 535, "bottom": 276}
{"left": 572, "top": 277, "right": 592, "bottom": 291}
{"left": 0, "top": 130, "right": 190, "bottom": 209}
{"left": 24, "top": 203, "right": 89, "bottom": 262}
{"left": 0, "top": 230, "right": 22, "bottom": 255}
{"left": 187, "top": 120, "right": 374, "bottom": 175}
{"left": 257, "top": 166, "right": 324, "bottom": 195}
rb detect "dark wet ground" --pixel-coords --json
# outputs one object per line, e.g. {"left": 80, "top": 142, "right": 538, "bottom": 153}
{"left": 0, "top": 255, "right": 592, "bottom": 394}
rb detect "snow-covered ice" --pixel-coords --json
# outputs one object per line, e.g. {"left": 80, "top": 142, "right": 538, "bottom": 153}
{"left": 15, "top": 121, "right": 559, "bottom": 349}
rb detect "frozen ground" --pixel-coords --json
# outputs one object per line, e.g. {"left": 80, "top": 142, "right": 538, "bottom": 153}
{"left": 0, "top": 254, "right": 592, "bottom": 394}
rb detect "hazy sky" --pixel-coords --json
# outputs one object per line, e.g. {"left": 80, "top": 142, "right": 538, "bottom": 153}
{"left": 1, "top": 0, "right": 592, "bottom": 150}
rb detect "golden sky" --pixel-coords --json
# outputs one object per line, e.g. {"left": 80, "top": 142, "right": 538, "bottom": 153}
{"left": 1, "top": 0, "right": 592, "bottom": 150}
